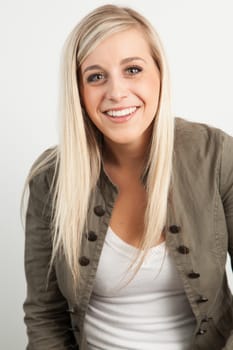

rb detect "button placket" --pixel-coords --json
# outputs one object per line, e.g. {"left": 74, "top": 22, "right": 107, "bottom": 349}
{"left": 94, "top": 205, "right": 105, "bottom": 216}
{"left": 69, "top": 325, "right": 79, "bottom": 333}
{"left": 168, "top": 223, "right": 190, "bottom": 255}
{"left": 169, "top": 225, "right": 181, "bottom": 234}
{"left": 177, "top": 245, "right": 190, "bottom": 254}
{"left": 168, "top": 223, "right": 206, "bottom": 314}
{"left": 67, "top": 307, "right": 76, "bottom": 314}
{"left": 196, "top": 328, "right": 207, "bottom": 335}
{"left": 201, "top": 316, "right": 212, "bottom": 323}
{"left": 195, "top": 314, "right": 212, "bottom": 336}
{"left": 197, "top": 296, "right": 208, "bottom": 303}
{"left": 78, "top": 256, "right": 90, "bottom": 266}
{"left": 78, "top": 203, "right": 106, "bottom": 268}
{"left": 166, "top": 200, "right": 209, "bottom": 324}
{"left": 85, "top": 230, "right": 98, "bottom": 241}
{"left": 188, "top": 271, "right": 200, "bottom": 279}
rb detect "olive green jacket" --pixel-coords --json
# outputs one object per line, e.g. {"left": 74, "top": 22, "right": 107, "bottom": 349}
{"left": 24, "top": 118, "right": 233, "bottom": 349}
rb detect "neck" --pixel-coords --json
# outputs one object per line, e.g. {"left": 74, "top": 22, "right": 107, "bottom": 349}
{"left": 103, "top": 136, "right": 151, "bottom": 173}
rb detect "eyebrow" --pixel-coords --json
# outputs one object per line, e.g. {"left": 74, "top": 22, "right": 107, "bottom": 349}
{"left": 82, "top": 56, "right": 146, "bottom": 74}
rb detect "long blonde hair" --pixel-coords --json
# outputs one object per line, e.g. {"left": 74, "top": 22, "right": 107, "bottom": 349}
{"left": 24, "top": 4, "right": 174, "bottom": 284}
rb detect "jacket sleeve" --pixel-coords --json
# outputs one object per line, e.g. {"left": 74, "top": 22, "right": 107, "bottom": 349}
{"left": 23, "top": 168, "right": 77, "bottom": 349}
{"left": 219, "top": 131, "right": 233, "bottom": 350}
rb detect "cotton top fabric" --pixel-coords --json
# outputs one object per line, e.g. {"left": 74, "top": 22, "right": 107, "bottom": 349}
{"left": 84, "top": 227, "right": 197, "bottom": 349}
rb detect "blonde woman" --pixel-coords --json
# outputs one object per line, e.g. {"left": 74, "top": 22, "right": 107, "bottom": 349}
{"left": 23, "top": 4, "right": 233, "bottom": 350}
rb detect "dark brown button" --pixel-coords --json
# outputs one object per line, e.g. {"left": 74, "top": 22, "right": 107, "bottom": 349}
{"left": 197, "top": 296, "right": 208, "bottom": 303}
{"left": 94, "top": 205, "right": 105, "bottom": 216}
{"left": 197, "top": 328, "right": 207, "bottom": 335}
{"left": 86, "top": 230, "right": 97, "bottom": 241}
{"left": 67, "top": 307, "right": 76, "bottom": 314}
{"left": 69, "top": 325, "right": 79, "bottom": 333}
{"left": 177, "top": 245, "right": 190, "bottom": 254}
{"left": 79, "top": 256, "right": 90, "bottom": 266}
{"left": 169, "top": 225, "right": 180, "bottom": 234}
{"left": 188, "top": 271, "right": 200, "bottom": 279}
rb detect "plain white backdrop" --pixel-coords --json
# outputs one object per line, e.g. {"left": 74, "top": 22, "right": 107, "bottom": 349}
{"left": 1, "top": 0, "right": 233, "bottom": 348}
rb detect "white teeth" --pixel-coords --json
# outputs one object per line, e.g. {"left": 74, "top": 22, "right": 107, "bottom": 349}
{"left": 106, "top": 107, "right": 137, "bottom": 118}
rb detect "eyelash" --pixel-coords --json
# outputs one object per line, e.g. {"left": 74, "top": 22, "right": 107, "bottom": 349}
{"left": 87, "top": 73, "right": 104, "bottom": 83}
{"left": 86, "top": 65, "right": 143, "bottom": 84}
{"left": 125, "top": 65, "right": 143, "bottom": 75}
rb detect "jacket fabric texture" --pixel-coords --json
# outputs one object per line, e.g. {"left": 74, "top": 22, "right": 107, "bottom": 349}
{"left": 24, "top": 117, "right": 233, "bottom": 349}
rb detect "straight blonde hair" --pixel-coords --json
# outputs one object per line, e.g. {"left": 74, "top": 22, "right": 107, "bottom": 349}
{"left": 24, "top": 4, "right": 174, "bottom": 284}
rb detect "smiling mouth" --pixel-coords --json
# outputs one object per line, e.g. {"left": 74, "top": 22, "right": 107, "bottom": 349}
{"left": 103, "top": 106, "right": 138, "bottom": 118}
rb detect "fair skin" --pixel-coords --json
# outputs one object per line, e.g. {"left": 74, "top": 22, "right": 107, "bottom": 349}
{"left": 80, "top": 28, "right": 164, "bottom": 247}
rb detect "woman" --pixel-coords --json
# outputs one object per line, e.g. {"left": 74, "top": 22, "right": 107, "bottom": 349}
{"left": 23, "top": 4, "right": 233, "bottom": 350}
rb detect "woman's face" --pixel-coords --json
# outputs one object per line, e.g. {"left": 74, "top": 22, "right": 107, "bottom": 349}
{"left": 80, "top": 28, "right": 160, "bottom": 148}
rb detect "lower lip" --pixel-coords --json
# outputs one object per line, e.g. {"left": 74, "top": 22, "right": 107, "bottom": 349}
{"left": 104, "top": 108, "right": 139, "bottom": 124}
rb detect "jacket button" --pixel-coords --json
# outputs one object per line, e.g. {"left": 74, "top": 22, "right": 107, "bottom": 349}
{"left": 67, "top": 307, "right": 76, "bottom": 314}
{"left": 197, "top": 296, "right": 208, "bottom": 303}
{"left": 86, "top": 231, "right": 97, "bottom": 241}
{"left": 177, "top": 245, "right": 190, "bottom": 254}
{"left": 169, "top": 225, "right": 180, "bottom": 233}
{"left": 69, "top": 325, "right": 79, "bottom": 333}
{"left": 197, "top": 328, "right": 207, "bottom": 335}
{"left": 94, "top": 205, "right": 105, "bottom": 216}
{"left": 188, "top": 271, "right": 200, "bottom": 279}
{"left": 79, "top": 256, "right": 90, "bottom": 266}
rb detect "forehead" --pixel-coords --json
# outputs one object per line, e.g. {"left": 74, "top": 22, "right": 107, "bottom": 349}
{"left": 81, "top": 28, "right": 152, "bottom": 68}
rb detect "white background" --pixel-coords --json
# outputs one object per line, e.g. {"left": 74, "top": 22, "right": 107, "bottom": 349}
{"left": 1, "top": 0, "right": 233, "bottom": 348}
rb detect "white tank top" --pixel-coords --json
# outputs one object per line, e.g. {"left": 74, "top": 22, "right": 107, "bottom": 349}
{"left": 84, "top": 227, "right": 196, "bottom": 349}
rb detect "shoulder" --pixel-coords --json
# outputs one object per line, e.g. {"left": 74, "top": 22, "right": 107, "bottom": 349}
{"left": 174, "top": 117, "right": 233, "bottom": 184}
{"left": 175, "top": 116, "right": 224, "bottom": 139}
{"left": 174, "top": 117, "right": 232, "bottom": 153}
{"left": 28, "top": 146, "right": 58, "bottom": 192}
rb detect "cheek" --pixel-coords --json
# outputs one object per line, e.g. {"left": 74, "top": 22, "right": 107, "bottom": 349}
{"left": 147, "top": 77, "right": 160, "bottom": 107}
{"left": 139, "top": 83, "right": 160, "bottom": 110}
{"left": 149, "top": 72, "right": 160, "bottom": 92}
{"left": 81, "top": 89, "right": 96, "bottom": 116}
{"left": 81, "top": 89, "right": 103, "bottom": 128}
{"left": 83, "top": 87, "right": 103, "bottom": 114}
{"left": 135, "top": 72, "right": 160, "bottom": 101}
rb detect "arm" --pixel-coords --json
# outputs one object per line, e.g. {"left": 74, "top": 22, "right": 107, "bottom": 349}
{"left": 23, "top": 168, "right": 77, "bottom": 349}
{"left": 219, "top": 131, "right": 233, "bottom": 350}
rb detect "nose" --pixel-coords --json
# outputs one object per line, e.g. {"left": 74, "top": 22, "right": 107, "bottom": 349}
{"left": 105, "top": 76, "right": 128, "bottom": 102}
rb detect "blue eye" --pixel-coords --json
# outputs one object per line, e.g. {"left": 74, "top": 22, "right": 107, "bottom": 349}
{"left": 126, "top": 66, "right": 142, "bottom": 75}
{"left": 87, "top": 73, "right": 105, "bottom": 83}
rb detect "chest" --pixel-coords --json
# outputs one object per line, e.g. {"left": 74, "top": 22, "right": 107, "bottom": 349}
{"left": 109, "top": 183, "right": 147, "bottom": 247}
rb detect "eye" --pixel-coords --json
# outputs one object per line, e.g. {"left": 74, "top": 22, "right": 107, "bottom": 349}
{"left": 125, "top": 65, "right": 143, "bottom": 75}
{"left": 86, "top": 72, "right": 105, "bottom": 83}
